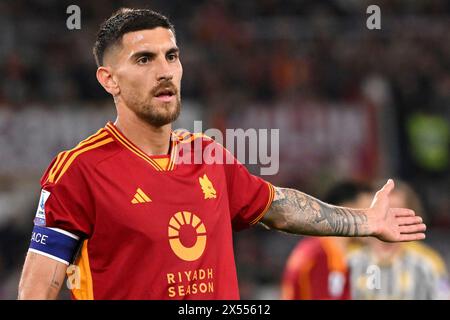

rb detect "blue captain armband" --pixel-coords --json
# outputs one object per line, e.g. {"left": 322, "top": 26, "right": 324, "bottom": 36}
{"left": 28, "top": 225, "right": 80, "bottom": 265}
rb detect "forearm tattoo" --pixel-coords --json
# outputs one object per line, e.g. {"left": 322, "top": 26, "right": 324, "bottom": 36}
{"left": 264, "top": 187, "right": 370, "bottom": 236}
{"left": 49, "top": 265, "right": 61, "bottom": 290}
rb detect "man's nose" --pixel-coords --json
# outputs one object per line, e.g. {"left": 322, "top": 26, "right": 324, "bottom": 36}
{"left": 156, "top": 58, "right": 173, "bottom": 82}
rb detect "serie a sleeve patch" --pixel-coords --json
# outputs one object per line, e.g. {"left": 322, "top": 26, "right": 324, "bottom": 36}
{"left": 28, "top": 225, "right": 80, "bottom": 265}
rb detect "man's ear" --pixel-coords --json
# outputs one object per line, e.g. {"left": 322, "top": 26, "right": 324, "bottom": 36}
{"left": 96, "top": 66, "right": 120, "bottom": 96}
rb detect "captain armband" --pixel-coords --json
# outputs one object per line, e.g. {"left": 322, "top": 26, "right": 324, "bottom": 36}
{"left": 28, "top": 225, "right": 80, "bottom": 265}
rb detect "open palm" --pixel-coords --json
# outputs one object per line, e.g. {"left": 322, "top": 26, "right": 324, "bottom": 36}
{"left": 368, "top": 179, "right": 426, "bottom": 242}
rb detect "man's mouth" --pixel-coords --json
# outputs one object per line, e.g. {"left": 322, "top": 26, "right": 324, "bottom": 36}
{"left": 154, "top": 87, "right": 176, "bottom": 102}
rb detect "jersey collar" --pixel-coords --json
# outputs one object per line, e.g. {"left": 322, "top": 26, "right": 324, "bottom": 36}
{"left": 105, "top": 122, "right": 179, "bottom": 172}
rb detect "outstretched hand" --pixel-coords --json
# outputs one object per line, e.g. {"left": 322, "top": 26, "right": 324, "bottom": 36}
{"left": 368, "top": 179, "right": 426, "bottom": 242}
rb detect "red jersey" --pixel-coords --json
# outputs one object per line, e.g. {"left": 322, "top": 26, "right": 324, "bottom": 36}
{"left": 35, "top": 122, "right": 274, "bottom": 300}
{"left": 281, "top": 237, "right": 350, "bottom": 300}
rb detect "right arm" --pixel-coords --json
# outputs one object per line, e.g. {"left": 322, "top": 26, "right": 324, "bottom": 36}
{"left": 18, "top": 251, "right": 67, "bottom": 300}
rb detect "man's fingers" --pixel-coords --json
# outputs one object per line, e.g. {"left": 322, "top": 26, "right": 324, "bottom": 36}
{"left": 374, "top": 179, "right": 395, "bottom": 200}
{"left": 392, "top": 208, "right": 416, "bottom": 217}
{"left": 399, "top": 223, "right": 427, "bottom": 234}
{"left": 397, "top": 216, "right": 422, "bottom": 226}
{"left": 382, "top": 179, "right": 395, "bottom": 194}
{"left": 399, "top": 233, "right": 426, "bottom": 241}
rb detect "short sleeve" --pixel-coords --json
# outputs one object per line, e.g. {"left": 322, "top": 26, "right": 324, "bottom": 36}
{"left": 223, "top": 149, "right": 275, "bottom": 231}
{"left": 34, "top": 154, "right": 95, "bottom": 238}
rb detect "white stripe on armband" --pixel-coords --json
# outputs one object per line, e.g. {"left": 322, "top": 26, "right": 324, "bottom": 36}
{"left": 28, "top": 248, "right": 70, "bottom": 265}
{"left": 47, "top": 227, "right": 80, "bottom": 240}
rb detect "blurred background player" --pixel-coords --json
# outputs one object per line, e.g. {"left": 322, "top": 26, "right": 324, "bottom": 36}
{"left": 281, "top": 181, "right": 373, "bottom": 300}
{"left": 348, "top": 180, "right": 450, "bottom": 300}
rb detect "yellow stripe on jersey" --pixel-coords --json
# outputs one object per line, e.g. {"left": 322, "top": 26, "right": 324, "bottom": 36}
{"left": 170, "top": 131, "right": 212, "bottom": 170}
{"left": 54, "top": 137, "right": 114, "bottom": 183}
{"left": 106, "top": 123, "right": 180, "bottom": 171}
{"left": 48, "top": 129, "right": 108, "bottom": 183}
{"left": 71, "top": 240, "right": 94, "bottom": 300}
{"left": 49, "top": 129, "right": 107, "bottom": 181}
{"left": 168, "top": 137, "right": 178, "bottom": 171}
{"left": 249, "top": 182, "right": 275, "bottom": 226}
{"left": 178, "top": 132, "right": 213, "bottom": 144}
{"left": 106, "top": 123, "right": 164, "bottom": 171}
{"left": 48, "top": 151, "right": 65, "bottom": 181}
{"left": 153, "top": 157, "right": 170, "bottom": 170}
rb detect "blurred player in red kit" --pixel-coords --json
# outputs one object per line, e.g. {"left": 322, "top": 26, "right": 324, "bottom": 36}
{"left": 18, "top": 9, "right": 425, "bottom": 300}
{"left": 281, "top": 181, "right": 373, "bottom": 300}
{"left": 348, "top": 180, "right": 449, "bottom": 300}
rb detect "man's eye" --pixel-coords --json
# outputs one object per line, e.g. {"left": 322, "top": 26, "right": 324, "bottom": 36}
{"left": 167, "top": 53, "right": 178, "bottom": 62}
{"left": 137, "top": 56, "right": 149, "bottom": 64}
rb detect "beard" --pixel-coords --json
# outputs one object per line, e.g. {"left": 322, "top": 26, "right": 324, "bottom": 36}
{"left": 124, "top": 81, "right": 181, "bottom": 127}
{"left": 134, "top": 95, "right": 181, "bottom": 127}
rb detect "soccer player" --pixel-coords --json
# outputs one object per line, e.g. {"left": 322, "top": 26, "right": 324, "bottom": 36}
{"left": 281, "top": 181, "right": 373, "bottom": 300}
{"left": 17, "top": 9, "right": 426, "bottom": 300}
{"left": 347, "top": 181, "right": 449, "bottom": 300}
